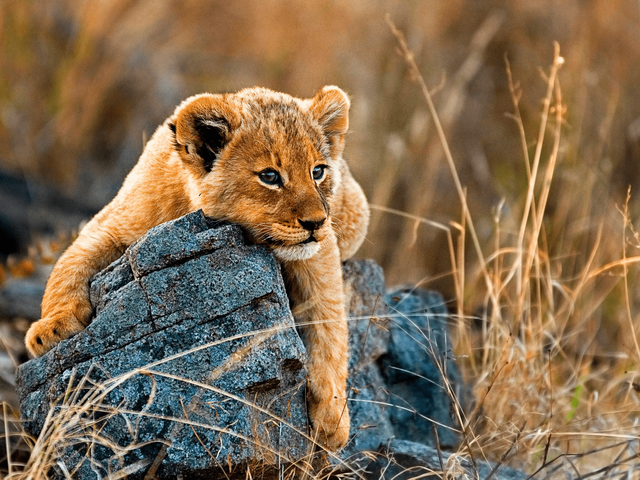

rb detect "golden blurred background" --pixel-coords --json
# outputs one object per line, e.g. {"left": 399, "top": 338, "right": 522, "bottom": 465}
{"left": 1, "top": 0, "right": 640, "bottom": 299}
{"left": 5, "top": 2, "right": 640, "bottom": 473}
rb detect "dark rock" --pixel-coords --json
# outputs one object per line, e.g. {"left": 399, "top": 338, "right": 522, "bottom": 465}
{"left": 367, "top": 439, "right": 528, "bottom": 480}
{"left": 339, "top": 260, "right": 394, "bottom": 460}
{"left": 337, "top": 279, "right": 471, "bottom": 468}
{"left": 0, "top": 168, "right": 97, "bottom": 258}
{"left": 380, "top": 287, "right": 466, "bottom": 448}
{"left": 17, "top": 210, "right": 311, "bottom": 479}
{"left": 16, "top": 210, "right": 524, "bottom": 479}
{"left": 343, "top": 361, "right": 393, "bottom": 458}
{"left": 343, "top": 259, "right": 390, "bottom": 369}
{"left": 0, "top": 280, "right": 45, "bottom": 320}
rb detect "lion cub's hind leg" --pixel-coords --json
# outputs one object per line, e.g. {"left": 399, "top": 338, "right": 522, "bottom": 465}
{"left": 333, "top": 169, "right": 370, "bottom": 262}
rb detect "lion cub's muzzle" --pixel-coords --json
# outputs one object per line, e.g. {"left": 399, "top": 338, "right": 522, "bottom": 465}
{"left": 269, "top": 217, "right": 330, "bottom": 262}
{"left": 298, "top": 217, "right": 326, "bottom": 232}
{"left": 297, "top": 216, "right": 326, "bottom": 243}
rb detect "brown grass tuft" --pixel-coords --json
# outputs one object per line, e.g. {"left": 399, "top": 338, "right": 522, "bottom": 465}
{"left": 382, "top": 17, "right": 640, "bottom": 478}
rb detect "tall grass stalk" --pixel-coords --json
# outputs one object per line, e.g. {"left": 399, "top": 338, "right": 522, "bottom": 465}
{"left": 385, "top": 18, "right": 640, "bottom": 478}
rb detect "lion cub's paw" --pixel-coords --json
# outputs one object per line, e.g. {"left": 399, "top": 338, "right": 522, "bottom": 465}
{"left": 309, "top": 397, "right": 350, "bottom": 451}
{"left": 25, "top": 313, "right": 86, "bottom": 357}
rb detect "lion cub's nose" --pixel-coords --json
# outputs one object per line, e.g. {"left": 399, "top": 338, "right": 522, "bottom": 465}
{"left": 298, "top": 218, "right": 326, "bottom": 232}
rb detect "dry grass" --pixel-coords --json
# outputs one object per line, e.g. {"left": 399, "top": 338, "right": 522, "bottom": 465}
{"left": 3, "top": 1, "right": 640, "bottom": 478}
{"left": 1, "top": 324, "right": 368, "bottom": 479}
{"left": 379, "top": 17, "right": 640, "bottom": 479}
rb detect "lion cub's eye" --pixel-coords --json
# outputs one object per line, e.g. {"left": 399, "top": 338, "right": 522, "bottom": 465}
{"left": 312, "top": 165, "right": 327, "bottom": 181}
{"left": 258, "top": 169, "right": 281, "bottom": 186}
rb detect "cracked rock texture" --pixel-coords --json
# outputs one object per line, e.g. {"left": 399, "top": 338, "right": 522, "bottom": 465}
{"left": 17, "top": 210, "right": 523, "bottom": 479}
{"left": 17, "top": 212, "right": 309, "bottom": 479}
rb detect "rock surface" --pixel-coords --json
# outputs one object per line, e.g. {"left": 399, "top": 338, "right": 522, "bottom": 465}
{"left": 17, "top": 212, "right": 310, "bottom": 479}
{"left": 367, "top": 439, "right": 528, "bottom": 480}
{"left": 16, "top": 210, "right": 524, "bottom": 479}
{"left": 382, "top": 287, "right": 467, "bottom": 448}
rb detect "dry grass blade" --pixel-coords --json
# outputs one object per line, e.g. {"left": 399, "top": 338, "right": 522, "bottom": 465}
{"left": 6, "top": 318, "right": 383, "bottom": 479}
{"left": 3, "top": 402, "right": 12, "bottom": 477}
{"left": 385, "top": 15, "right": 502, "bottom": 351}
{"left": 383, "top": 13, "right": 640, "bottom": 480}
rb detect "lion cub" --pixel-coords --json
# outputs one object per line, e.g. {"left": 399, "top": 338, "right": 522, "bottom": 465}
{"left": 25, "top": 86, "right": 369, "bottom": 450}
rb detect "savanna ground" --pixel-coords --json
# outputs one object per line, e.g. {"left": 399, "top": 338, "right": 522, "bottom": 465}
{"left": 2, "top": 1, "right": 640, "bottom": 478}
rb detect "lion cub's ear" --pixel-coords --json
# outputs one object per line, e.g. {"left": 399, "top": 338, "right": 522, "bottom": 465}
{"left": 171, "top": 95, "right": 240, "bottom": 173}
{"left": 309, "top": 86, "right": 350, "bottom": 158}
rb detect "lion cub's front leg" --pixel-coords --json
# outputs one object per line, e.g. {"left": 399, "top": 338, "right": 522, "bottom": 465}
{"left": 282, "top": 234, "right": 350, "bottom": 451}
{"left": 25, "top": 220, "right": 126, "bottom": 357}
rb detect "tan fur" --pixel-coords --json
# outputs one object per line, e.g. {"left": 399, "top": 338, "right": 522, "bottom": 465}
{"left": 25, "top": 86, "right": 369, "bottom": 451}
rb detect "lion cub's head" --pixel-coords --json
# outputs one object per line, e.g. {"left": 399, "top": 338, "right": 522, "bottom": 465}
{"left": 168, "top": 86, "right": 350, "bottom": 262}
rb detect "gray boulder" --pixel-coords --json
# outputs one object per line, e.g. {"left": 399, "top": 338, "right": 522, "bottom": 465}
{"left": 341, "top": 260, "right": 394, "bottom": 458}
{"left": 17, "top": 211, "right": 310, "bottom": 479}
{"left": 336, "top": 277, "right": 469, "bottom": 466}
{"left": 367, "top": 439, "right": 528, "bottom": 480}
{"left": 16, "top": 210, "right": 522, "bottom": 479}
{"left": 381, "top": 287, "right": 467, "bottom": 448}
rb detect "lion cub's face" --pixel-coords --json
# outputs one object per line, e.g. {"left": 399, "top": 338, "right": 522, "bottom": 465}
{"left": 169, "top": 86, "right": 350, "bottom": 262}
